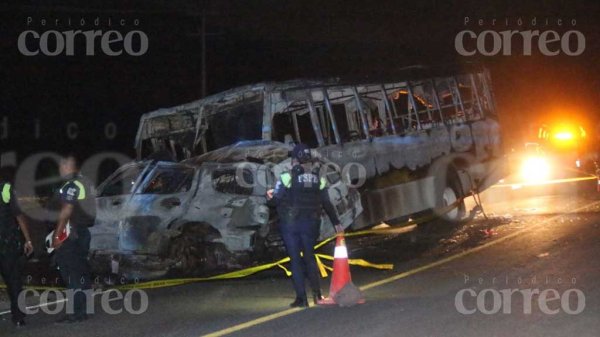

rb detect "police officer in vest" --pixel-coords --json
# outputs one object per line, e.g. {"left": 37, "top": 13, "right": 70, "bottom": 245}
{"left": 267, "top": 144, "right": 342, "bottom": 307}
{"left": 51, "top": 155, "right": 96, "bottom": 324}
{"left": 0, "top": 167, "right": 34, "bottom": 327}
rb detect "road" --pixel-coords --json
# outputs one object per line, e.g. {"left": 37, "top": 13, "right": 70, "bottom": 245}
{"left": 2, "top": 177, "right": 600, "bottom": 337}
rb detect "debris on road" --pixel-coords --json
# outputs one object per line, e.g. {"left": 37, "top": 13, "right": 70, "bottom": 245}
{"left": 481, "top": 228, "right": 498, "bottom": 237}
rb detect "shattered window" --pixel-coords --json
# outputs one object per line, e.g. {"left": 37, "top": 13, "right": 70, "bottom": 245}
{"left": 434, "top": 78, "right": 463, "bottom": 121}
{"left": 474, "top": 73, "right": 493, "bottom": 116}
{"left": 389, "top": 90, "right": 408, "bottom": 116}
{"left": 142, "top": 167, "right": 194, "bottom": 195}
{"left": 212, "top": 168, "right": 254, "bottom": 195}
{"left": 312, "top": 103, "right": 340, "bottom": 144}
{"left": 409, "top": 82, "right": 436, "bottom": 126}
{"left": 295, "top": 111, "right": 320, "bottom": 148}
{"left": 99, "top": 165, "right": 144, "bottom": 197}
{"left": 331, "top": 104, "right": 351, "bottom": 142}
{"left": 143, "top": 114, "right": 191, "bottom": 136}
{"left": 363, "top": 101, "right": 385, "bottom": 137}
{"left": 456, "top": 75, "right": 480, "bottom": 119}
{"left": 205, "top": 99, "right": 264, "bottom": 151}
{"left": 272, "top": 113, "right": 297, "bottom": 144}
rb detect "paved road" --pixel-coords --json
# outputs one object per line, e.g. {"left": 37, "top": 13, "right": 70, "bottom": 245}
{"left": 2, "top": 179, "right": 599, "bottom": 337}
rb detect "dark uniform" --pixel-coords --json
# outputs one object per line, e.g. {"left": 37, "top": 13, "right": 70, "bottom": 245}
{"left": 271, "top": 144, "right": 340, "bottom": 307}
{"left": 53, "top": 173, "right": 96, "bottom": 321}
{"left": 0, "top": 181, "right": 26, "bottom": 324}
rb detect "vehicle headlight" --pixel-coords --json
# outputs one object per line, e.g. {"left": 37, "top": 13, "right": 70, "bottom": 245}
{"left": 553, "top": 131, "right": 574, "bottom": 141}
{"left": 521, "top": 157, "right": 551, "bottom": 182}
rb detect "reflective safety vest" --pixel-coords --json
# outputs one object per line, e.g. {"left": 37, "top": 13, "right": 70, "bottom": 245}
{"left": 56, "top": 175, "right": 96, "bottom": 227}
{"left": 59, "top": 179, "right": 87, "bottom": 200}
{"left": 0, "top": 182, "right": 22, "bottom": 253}
{"left": 280, "top": 166, "right": 328, "bottom": 217}
{"left": 280, "top": 172, "right": 327, "bottom": 190}
{"left": 1, "top": 183, "right": 10, "bottom": 204}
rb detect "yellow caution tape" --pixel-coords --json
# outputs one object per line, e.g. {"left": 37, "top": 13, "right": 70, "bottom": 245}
{"left": 116, "top": 256, "right": 293, "bottom": 290}
{"left": 314, "top": 224, "right": 419, "bottom": 250}
{"left": 1, "top": 198, "right": 462, "bottom": 291}
{"left": 113, "top": 251, "right": 394, "bottom": 291}
{"left": 315, "top": 254, "right": 331, "bottom": 277}
{"left": 316, "top": 254, "right": 394, "bottom": 271}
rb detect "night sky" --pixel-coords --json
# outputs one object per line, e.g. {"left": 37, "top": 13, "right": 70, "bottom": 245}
{"left": 1, "top": 0, "right": 599, "bottom": 168}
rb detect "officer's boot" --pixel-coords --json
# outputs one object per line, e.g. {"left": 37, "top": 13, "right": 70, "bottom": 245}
{"left": 289, "top": 297, "right": 309, "bottom": 308}
{"left": 312, "top": 290, "right": 324, "bottom": 305}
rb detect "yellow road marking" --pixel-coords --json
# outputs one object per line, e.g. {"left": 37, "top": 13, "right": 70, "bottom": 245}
{"left": 201, "top": 199, "right": 600, "bottom": 337}
{"left": 202, "top": 308, "right": 304, "bottom": 337}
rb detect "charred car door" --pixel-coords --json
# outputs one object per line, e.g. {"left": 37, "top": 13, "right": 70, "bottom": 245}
{"left": 117, "top": 162, "right": 197, "bottom": 254}
{"left": 92, "top": 162, "right": 150, "bottom": 251}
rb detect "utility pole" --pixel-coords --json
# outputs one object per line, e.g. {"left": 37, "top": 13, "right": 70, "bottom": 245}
{"left": 201, "top": 7, "right": 207, "bottom": 98}
{"left": 190, "top": 1, "right": 222, "bottom": 98}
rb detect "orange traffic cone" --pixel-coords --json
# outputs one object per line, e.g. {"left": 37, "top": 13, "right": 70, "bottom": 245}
{"left": 317, "top": 233, "right": 365, "bottom": 306}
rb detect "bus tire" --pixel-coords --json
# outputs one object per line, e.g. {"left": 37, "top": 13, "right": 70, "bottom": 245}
{"left": 437, "top": 166, "right": 467, "bottom": 223}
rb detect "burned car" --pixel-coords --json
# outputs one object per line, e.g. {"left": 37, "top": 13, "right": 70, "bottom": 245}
{"left": 90, "top": 142, "right": 361, "bottom": 278}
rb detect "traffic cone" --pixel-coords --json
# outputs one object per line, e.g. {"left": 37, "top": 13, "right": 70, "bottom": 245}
{"left": 317, "top": 233, "right": 364, "bottom": 306}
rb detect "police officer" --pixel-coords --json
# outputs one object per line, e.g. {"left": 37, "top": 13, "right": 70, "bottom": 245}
{"left": 267, "top": 144, "right": 342, "bottom": 307}
{"left": 0, "top": 167, "right": 34, "bottom": 327}
{"left": 51, "top": 155, "right": 96, "bottom": 323}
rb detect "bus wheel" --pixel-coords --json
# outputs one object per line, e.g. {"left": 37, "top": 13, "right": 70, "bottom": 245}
{"left": 439, "top": 170, "right": 467, "bottom": 222}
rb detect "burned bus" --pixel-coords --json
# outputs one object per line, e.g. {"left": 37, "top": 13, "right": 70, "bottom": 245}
{"left": 91, "top": 65, "right": 505, "bottom": 277}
